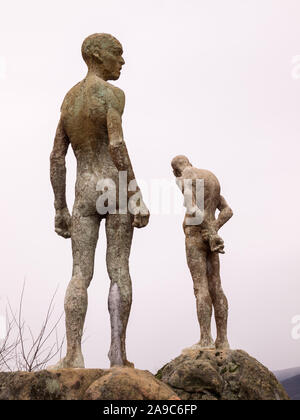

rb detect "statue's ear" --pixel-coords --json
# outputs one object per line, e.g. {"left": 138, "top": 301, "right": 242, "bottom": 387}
{"left": 92, "top": 48, "right": 103, "bottom": 64}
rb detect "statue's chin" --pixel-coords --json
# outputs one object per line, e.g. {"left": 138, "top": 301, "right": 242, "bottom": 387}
{"left": 108, "top": 72, "right": 121, "bottom": 81}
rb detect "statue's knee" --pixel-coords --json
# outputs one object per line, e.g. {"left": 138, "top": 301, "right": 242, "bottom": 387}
{"left": 195, "top": 287, "right": 211, "bottom": 305}
{"left": 68, "top": 274, "right": 92, "bottom": 294}
{"left": 84, "top": 274, "right": 93, "bottom": 288}
{"left": 211, "top": 290, "right": 228, "bottom": 310}
{"left": 64, "top": 281, "right": 88, "bottom": 312}
{"left": 194, "top": 285, "right": 209, "bottom": 299}
{"left": 107, "top": 261, "right": 130, "bottom": 282}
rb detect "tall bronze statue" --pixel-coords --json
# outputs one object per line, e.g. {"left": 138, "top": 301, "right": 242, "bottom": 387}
{"left": 172, "top": 156, "right": 233, "bottom": 350}
{"left": 50, "top": 34, "right": 149, "bottom": 368}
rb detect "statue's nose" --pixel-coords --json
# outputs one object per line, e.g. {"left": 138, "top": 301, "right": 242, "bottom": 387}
{"left": 120, "top": 57, "right": 125, "bottom": 66}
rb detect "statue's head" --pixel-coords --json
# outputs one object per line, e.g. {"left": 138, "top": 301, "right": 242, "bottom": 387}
{"left": 171, "top": 155, "right": 192, "bottom": 177}
{"left": 81, "top": 33, "right": 125, "bottom": 81}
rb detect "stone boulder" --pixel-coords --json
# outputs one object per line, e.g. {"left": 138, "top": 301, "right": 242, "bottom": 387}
{"left": 0, "top": 367, "right": 179, "bottom": 400}
{"left": 84, "top": 367, "right": 179, "bottom": 400}
{"left": 156, "top": 348, "right": 290, "bottom": 400}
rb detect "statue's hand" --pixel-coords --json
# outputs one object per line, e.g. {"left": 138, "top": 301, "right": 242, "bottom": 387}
{"left": 209, "top": 234, "right": 225, "bottom": 254}
{"left": 55, "top": 207, "right": 72, "bottom": 239}
{"left": 201, "top": 229, "right": 211, "bottom": 242}
{"left": 132, "top": 200, "right": 150, "bottom": 229}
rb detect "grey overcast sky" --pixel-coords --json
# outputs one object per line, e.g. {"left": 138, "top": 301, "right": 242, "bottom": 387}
{"left": 0, "top": 0, "right": 300, "bottom": 372}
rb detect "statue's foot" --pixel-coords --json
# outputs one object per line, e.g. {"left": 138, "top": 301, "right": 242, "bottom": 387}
{"left": 108, "top": 344, "right": 134, "bottom": 368}
{"left": 182, "top": 337, "right": 215, "bottom": 354}
{"left": 124, "top": 359, "right": 135, "bottom": 369}
{"left": 197, "top": 336, "right": 216, "bottom": 350}
{"left": 47, "top": 353, "right": 85, "bottom": 370}
{"left": 110, "top": 359, "right": 135, "bottom": 369}
{"left": 215, "top": 338, "right": 230, "bottom": 350}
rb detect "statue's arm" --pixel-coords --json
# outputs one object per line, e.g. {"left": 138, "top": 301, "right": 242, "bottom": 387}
{"left": 198, "top": 196, "right": 232, "bottom": 249}
{"left": 50, "top": 118, "right": 69, "bottom": 210}
{"left": 107, "top": 106, "right": 137, "bottom": 186}
{"left": 106, "top": 106, "right": 150, "bottom": 228}
{"left": 215, "top": 195, "right": 233, "bottom": 230}
{"left": 50, "top": 118, "right": 71, "bottom": 238}
{"left": 199, "top": 196, "right": 232, "bottom": 254}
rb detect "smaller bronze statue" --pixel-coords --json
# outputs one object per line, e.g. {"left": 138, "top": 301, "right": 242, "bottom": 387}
{"left": 171, "top": 156, "right": 233, "bottom": 350}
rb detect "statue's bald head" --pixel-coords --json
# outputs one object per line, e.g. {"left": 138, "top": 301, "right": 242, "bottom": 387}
{"left": 171, "top": 155, "right": 192, "bottom": 177}
{"left": 81, "top": 33, "right": 124, "bottom": 80}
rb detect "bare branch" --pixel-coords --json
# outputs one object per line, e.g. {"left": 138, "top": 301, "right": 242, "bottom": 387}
{"left": 0, "top": 283, "right": 64, "bottom": 372}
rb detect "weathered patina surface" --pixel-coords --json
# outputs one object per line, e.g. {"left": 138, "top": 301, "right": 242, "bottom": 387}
{"left": 157, "top": 348, "right": 290, "bottom": 400}
{"left": 172, "top": 156, "right": 233, "bottom": 350}
{"left": 50, "top": 34, "right": 149, "bottom": 368}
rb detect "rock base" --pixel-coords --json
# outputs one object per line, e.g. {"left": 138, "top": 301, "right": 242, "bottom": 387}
{"left": 156, "top": 348, "right": 290, "bottom": 400}
{"left": 0, "top": 367, "right": 179, "bottom": 400}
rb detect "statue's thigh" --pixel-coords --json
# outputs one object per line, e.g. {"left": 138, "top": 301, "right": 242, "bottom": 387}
{"left": 185, "top": 230, "right": 209, "bottom": 289}
{"left": 105, "top": 213, "right": 134, "bottom": 262}
{"left": 185, "top": 227, "right": 207, "bottom": 263}
{"left": 207, "top": 252, "right": 221, "bottom": 281}
{"left": 71, "top": 212, "right": 101, "bottom": 276}
{"left": 207, "top": 253, "right": 224, "bottom": 300}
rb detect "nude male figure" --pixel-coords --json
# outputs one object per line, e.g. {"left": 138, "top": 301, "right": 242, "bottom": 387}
{"left": 50, "top": 34, "right": 149, "bottom": 368}
{"left": 171, "top": 156, "right": 233, "bottom": 350}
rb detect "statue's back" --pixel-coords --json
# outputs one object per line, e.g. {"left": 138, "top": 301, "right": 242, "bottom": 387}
{"left": 61, "top": 77, "right": 110, "bottom": 154}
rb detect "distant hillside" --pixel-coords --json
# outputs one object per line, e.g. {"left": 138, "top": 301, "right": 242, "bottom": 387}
{"left": 274, "top": 367, "right": 300, "bottom": 382}
{"left": 281, "top": 375, "right": 300, "bottom": 400}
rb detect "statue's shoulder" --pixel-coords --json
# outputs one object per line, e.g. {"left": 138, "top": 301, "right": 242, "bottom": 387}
{"left": 60, "top": 81, "right": 82, "bottom": 112}
{"left": 111, "top": 84, "right": 125, "bottom": 101}
{"left": 106, "top": 82, "right": 125, "bottom": 112}
{"left": 195, "top": 168, "right": 221, "bottom": 191}
{"left": 87, "top": 77, "right": 125, "bottom": 113}
{"left": 60, "top": 77, "right": 124, "bottom": 115}
{"left": 194, "top": 168, "right": 218, "bottom": 180}
{"left": 182, "top": 167, "right": 197, "bottom": 179}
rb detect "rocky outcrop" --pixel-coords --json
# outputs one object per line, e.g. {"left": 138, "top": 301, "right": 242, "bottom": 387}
{"left": 0, "top": 367, "right": 179, "bottom": 400}
{"left": 84, "top": 367, "right": 179, "bottom": 400}
{"left": 156, "top": 348, "right": 290, "bottom": 400}
{"left": 0, "top": 350, "right": 290, "bottom": 400}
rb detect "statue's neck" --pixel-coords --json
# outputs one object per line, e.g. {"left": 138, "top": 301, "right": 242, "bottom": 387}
{"left": 86, "top": 66, "right": 107, "bottom": 81}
